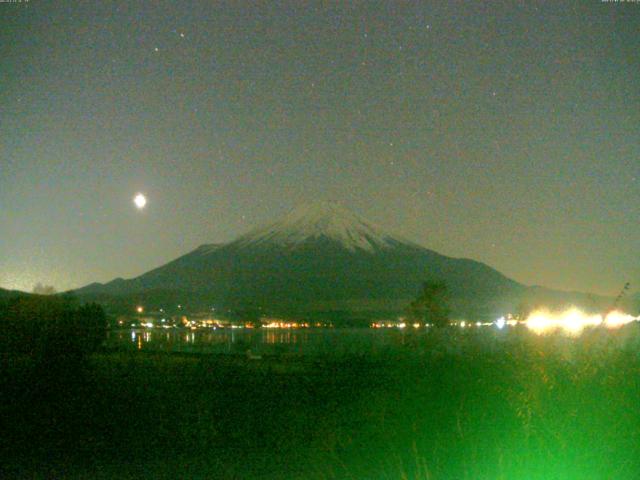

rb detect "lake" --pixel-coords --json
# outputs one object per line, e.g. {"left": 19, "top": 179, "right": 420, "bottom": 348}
{"left": 105, "top": 323, "right": 640, "bottom": 358}
{"left": 106, "top": 327, "right": 429, "bottom": 356}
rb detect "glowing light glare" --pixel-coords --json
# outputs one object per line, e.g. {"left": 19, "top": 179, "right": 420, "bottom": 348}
{"left": 495, "top": 316, "right": 506, "bottom": 329}
{"left": 524, "top": 308, "right": 639, "bottom": 336}
{"left": 604, "top": 311, "right": 639, "bottom": 328}
{"left": 136, "top": 306, "right": 144, "bottom": 313}
{"left": 133, "top": 193, "right": 147, "bottom": 209}
{"left": 525, "top": 308, "right": 598, "bottom": 336}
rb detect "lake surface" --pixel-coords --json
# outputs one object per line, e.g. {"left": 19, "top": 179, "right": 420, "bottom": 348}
{"left": 105, "top": 325, "right": 640, "bottom": 357}
{"left": 106, "top": 327, "right": 422, "bottom": 356}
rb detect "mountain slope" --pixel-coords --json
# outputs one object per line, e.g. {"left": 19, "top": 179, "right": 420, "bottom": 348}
{"left": 73, "top": 202, "right": 609, "bottom": 319}
{"left": 0, "top": 288, "right": 33, "bottom": 300}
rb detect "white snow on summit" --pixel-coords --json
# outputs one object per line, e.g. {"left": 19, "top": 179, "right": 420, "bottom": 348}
{"left": 233, "top": 202, "right": 407, "bottom": 252}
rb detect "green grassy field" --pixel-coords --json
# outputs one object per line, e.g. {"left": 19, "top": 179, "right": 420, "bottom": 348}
{"left": 2, "top": 326, "right": 640, "bottom": 479}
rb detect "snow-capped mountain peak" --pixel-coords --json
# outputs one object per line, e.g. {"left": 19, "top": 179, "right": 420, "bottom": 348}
{"left": 233, "top": 201, "right": 404, "bottom": 252}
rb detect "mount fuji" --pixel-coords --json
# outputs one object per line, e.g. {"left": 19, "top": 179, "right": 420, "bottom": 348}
{"left": 73, "top": 202, "right": 607, "bottom": 320}
{"left": 233, "top": 202, "right": 407, "bottom": 252}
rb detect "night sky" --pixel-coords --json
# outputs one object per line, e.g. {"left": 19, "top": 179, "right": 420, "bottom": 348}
{"left": 1, "top": 1, "right": 638, "bottom": 296}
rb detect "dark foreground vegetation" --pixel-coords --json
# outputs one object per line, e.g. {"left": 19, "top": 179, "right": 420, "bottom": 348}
{"left": 2, "top": 316, "right": 640, "bottom": 479}
{"left": 0, "top": 294, "right": 106, "bottom": 361}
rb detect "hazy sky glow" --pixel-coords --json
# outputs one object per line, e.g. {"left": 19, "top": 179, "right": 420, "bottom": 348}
{"left": 1, "top": 1, "right": 638, "bottom": 295}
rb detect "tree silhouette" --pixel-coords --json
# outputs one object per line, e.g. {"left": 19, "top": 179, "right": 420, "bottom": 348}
{"left": 408, "top": 280, "right": 450, "bottom": 327}
{"left": 0, "top": 295, "right": 107, "bottom": 359}
{"left": 33, "top": 283, "right": 57, "bottom": 295}
{"left": 515, "top": 301, "right": 532, "bottom": 321}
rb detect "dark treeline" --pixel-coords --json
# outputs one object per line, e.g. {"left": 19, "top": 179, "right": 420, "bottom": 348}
{"left": 0, "top": 294, "right": 107, "bottom": 361}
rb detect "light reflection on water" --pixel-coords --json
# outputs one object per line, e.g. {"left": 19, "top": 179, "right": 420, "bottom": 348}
{"left": 115, "top": 324, "right": 640, "bottom": 357}
{"left": 109, "top": 328, "right": 408, "bottom": 355}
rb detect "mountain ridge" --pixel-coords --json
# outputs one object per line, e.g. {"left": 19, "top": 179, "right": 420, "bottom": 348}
{"left": 72, "top": 202, "right": 615, "bottom": 319}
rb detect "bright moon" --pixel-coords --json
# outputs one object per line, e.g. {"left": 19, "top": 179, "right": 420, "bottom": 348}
{"left": 134, "top": 193, "right": 147, "bottom": 209}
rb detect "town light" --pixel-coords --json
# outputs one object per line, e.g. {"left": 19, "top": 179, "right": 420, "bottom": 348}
{"left": 524, "top": 308, "right": 639, "bottom": 336}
